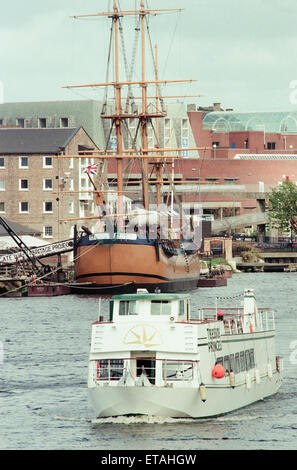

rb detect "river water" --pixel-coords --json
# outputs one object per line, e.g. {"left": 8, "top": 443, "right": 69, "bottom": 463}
{"left": 0, "top": 272, "right": 296, "bottom": 452}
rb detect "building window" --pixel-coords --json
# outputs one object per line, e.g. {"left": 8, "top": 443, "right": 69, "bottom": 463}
{"left": 19, "top": 179, "right": 29, "bottom": 190}
{"left": 43, "top": 179, "right": 53, "bottom": 190}
{"left": 267, "top": 142, "right": 276, "bottom": 150}
{"left": 38, "top": 118, "right": 47, "bottom": 128}
{"left": 43, "top": 201, "right": 53, "bottom": 213}
{"left": 60, "top": 117, "right": 69, "bottom": 128}
{"left": 43, "top": 226, "right": 53, "bottom": 238}
{"left": 205, "top": 177, "right": 219, "bottom": 182}
{"left": 147, "top": 124, "right": 155, "bottom": 149}
{"left": 19, "top": 201, "right": 29, "bottom": 213}
{"left": 0, "top": 158, "right": 4, "bottom": 168}
{"left": 0, "top": 179, "right": 5, "bottom": 191}
{"left": 16, "top": 118, "right": 25, "bottom": 128}
{"left": 69, "top": 202, "right": 74, "bottom": 214}
{"left": 0, "top": 202, "right": 5, "bottom": 213}
{"left": 19, "top": 156, "right": 28, "bottom": 168}
{"left": 43, "top": 156, "right": 53, "bottom": 168}
{"left": 224, "top": 178, "right": 237, "bottom": 185}
{"left": 164, "top": 118, "right": 171, "bottom": 148}
{"left": 181, "top": 118, "right": 189, "bottom": 138}
{"left": 69, "top": 158, "right": 74, "bottom": 169}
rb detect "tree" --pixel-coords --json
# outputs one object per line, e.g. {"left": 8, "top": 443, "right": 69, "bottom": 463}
{"left": 268, "top": 179, "right": 297, "bottom": 238}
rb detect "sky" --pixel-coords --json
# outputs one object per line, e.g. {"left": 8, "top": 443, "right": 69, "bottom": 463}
{"left": 1, "top": 0, "right": 297, "bottom": 113}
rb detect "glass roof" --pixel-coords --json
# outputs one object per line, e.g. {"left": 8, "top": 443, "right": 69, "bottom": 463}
{"left": 202, "top": 111, "right": 297, "bottom": 133}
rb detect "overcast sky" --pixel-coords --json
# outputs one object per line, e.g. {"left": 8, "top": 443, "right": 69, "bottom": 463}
{"left": 1, "top": 0, "right": 297, "bottom": 113}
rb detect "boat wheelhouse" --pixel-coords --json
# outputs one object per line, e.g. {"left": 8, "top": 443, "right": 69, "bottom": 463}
{"left": 88, "top": 288, "right": 282, "bottom": 418}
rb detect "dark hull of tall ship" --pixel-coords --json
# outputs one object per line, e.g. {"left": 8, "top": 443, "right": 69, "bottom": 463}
{"left": 71, "top": 236, "right": 200, "bottom": 295}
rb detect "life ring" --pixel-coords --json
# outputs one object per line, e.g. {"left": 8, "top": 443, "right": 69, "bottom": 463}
{"left": 211, "top": 363, "right": 225, "bottom": 379}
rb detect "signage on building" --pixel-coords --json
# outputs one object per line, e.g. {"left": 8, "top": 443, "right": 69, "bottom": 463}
{"left": 0, "top": 239, "right": 73, "bottom": 264}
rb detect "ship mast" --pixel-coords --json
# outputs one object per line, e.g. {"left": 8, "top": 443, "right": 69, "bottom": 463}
{"left": 140, "top": 0, "right": 149, "bottom": 210}
{"left": 64, "top": 1, "right": 201, "bottom": 226}
{"left": 113, "top": 0, "right": 124, "bottom": 230}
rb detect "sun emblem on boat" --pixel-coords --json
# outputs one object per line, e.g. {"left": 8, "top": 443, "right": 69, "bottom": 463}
{"left": 124, "top": 324, "right": 163, "bottom": 348}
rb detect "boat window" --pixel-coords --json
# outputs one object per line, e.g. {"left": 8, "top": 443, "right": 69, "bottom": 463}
{"left": 178, "top": 300, "right": 184, "bottom": 317}
{"left": 216, "top": 356, "right": 223, "bottom": 366}
{"left": 119, "top": 300, "right": 137, "bottom": 315}
{"left": 109, "top": 300, "right": 114, "bottom": 321}
{"left": 229, "top": 353, "right": 235, "bottom": 372}
{"left": 245, "top": 350, "right": 251, "bottom": 370}
{"left": 162, "top": 360, "right": 193, "bottom": 381}
{"left": 223, "top": 355, "right": 230, "bottom": 374}
{"left": 249, "top": 349, "right": 255, "bottom": 368}
{"left": 151, "top": 300, "right": 171, "bottom": 315}
{"left": 235, "top": 353, "right": 240, "bottom": 373}
{"left": 96, "top": 359, "right": 124, "bottom": 381}
{"left": 186, "top": 300, "right": 190, "bottom": 320}
{"left": 240, "top": 351, "right": 245, "bottom": 371}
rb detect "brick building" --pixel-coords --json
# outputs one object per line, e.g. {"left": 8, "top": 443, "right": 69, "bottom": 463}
{"left": 0, "top": 127, "right": 98, "bottom": 244}
{"left": 185, "top": 105, "right": 297, "bottom": 232}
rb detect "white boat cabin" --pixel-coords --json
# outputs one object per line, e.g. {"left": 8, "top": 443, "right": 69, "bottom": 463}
{"left": 109, "top": 289, "right": 190, "bottom": 323}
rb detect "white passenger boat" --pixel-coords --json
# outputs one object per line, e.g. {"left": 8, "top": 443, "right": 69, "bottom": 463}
{"left": 87, "top": 289, "right": 282, "bottom": 418}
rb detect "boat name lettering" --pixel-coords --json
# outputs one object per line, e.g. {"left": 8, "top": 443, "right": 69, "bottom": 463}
{"left": 207, "top": 327, "right": 222, "bottom": 352}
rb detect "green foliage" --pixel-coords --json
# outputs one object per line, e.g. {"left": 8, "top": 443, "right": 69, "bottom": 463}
{"left": 268, "top": 180, "right": 297, "bottom": 234}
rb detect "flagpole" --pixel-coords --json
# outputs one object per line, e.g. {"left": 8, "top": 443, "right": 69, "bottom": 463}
{"left": 84, "top": 164, "right": 105, "bottom": 206}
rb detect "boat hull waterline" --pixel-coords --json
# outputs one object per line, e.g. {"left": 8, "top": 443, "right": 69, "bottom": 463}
{"left": 89, "top": 374, "right": 281, "bottom": 419}
{"left": 73, "top": 239, "right": 200, "bottom": 294}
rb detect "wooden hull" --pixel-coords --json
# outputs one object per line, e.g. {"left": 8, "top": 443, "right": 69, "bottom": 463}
{"left": 198, "top": 276, "right": 227, "bottom": 288}
{"left": 72, "top": 239, "right": 200, "bottom": 294}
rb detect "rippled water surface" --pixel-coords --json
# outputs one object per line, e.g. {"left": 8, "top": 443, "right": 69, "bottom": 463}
{"left": 0, "top": 272, "right": 296, "bottom": 450}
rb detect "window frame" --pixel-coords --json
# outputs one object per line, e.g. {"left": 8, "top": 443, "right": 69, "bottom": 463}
{"left": 19, "top": 156, "right": 29, "bottom": 169}
{"left": 19, "top": 201, "right": 29, "bottom": 213}
{"left": 43, "top": 201, "right": 53, "bottom": 213}
{"left": 19, "top": 179, "right": 29, "bottom": 191}
{"left": 43, "top": 156, "right": 53, "bottom": 168}
{"left": 43, "top": 226, "right": 53, "bottom": 238}
{"left": 43, "top": 178, "right": 53, "bottom": 191}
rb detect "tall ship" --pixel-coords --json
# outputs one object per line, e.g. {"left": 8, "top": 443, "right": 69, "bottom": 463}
{"left": 88, "top": 288, "right": 283, "bottom": 418}
{"left": 62, "top": 1, "right": 202, "bottom": 294}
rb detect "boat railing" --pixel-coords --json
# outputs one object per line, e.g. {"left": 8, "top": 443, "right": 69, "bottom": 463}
{"left": 194, "top": 307, "right": 275, "bottom": 334}
{"left": 258, "top": 308, "right": 275, "bottom": 331}
{"left": 91, "top": 358, "right": 198, "bottom": 385}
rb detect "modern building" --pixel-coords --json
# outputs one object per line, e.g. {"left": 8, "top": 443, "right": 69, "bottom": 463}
{"left": 185, "top": 105, "right": 297, "bottom": 233}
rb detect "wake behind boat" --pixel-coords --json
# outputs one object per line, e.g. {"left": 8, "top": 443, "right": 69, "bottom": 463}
{"left": 87, "top": 288, "right": 282, "bottom": 418}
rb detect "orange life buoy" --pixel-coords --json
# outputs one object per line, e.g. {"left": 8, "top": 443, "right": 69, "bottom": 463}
{"left": 212, "top": 363, "right": 225, "bottom": 379}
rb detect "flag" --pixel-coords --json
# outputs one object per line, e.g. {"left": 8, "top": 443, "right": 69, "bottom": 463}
{"left": 83, "top": 164, "right": 97, "bottom": 175}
